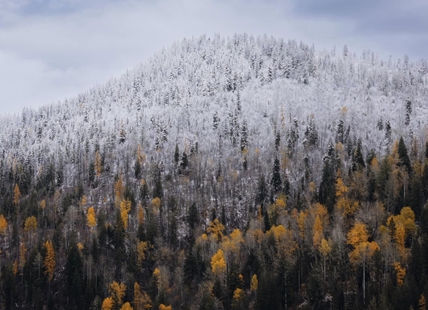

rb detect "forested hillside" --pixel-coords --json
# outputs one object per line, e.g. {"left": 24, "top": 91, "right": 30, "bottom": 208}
{"left": 0, "top": 34, "right": 428, "bottom": 309}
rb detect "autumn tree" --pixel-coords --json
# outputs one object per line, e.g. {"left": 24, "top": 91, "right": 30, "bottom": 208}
{"left": 120, "top": 199, "right": 132, "bottom": 229}
{"left": 134, "top": 282, "right": 153, "bottom": 310}
{"left": 347, "top": 222, "right": 380, "bottom": 303}
{"left": 0, "top": 214, "right": 7, "bottom": 235}
{"left": 87, "top": 206, "right": 97, "bottom": 229}
{"left": 44, "top": 240, "right": 56, "bottom": 281}
{"left": 211, "top": 249, "right": 227, "bottom": 276}
{"left": 13, "top": 183, "right": 21, "bottom": 206}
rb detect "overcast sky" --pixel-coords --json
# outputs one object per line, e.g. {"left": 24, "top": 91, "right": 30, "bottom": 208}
{"left": 0, "top": 0, "right": 427, "bottom": 116}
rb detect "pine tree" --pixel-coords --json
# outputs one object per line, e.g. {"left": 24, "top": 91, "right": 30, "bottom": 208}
{"left": 271, "top": 157, "right": 282, "bottom": 194}
{"left": 398, "top": 137, "right": 412, "bottom": 173}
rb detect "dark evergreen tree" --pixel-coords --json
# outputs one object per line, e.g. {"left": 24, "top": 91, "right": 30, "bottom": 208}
{"left": 398, "top": 137, "right": 412, "bottom": 173}
{"left": 319, "top": 156, "right": 336, "bottom": 214}
{"left": 352, "top": 139, "right": 366, "bottom": 171}
{"left": 174, "top": 144, "right": 180, "bottom": 164}
{"left": 241, "top": 121, "right": 248, "bottom": 151}
{"left": 405, "top": 99, "right": 412, "bottom": 126}
{"left": 256, "top": 174, "right": 268, "bottom": 205}
{"left": 188, "top": 203, "right": 199, "bottom": 230}
{"left": 275, "top": 131, "right": 280, "bottom": 151}
{"left": 271, "top": 157, "right": 282, "bottom": 194}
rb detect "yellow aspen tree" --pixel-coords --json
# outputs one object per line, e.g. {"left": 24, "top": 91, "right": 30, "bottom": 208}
{"left": 233, "top": 287, "right": 244, "bottom": 300}
{"left": 298, "top": 211, "right": 307, "bottom": 241}
{"left": 121, "top": 302, "right": 133, "bottom": 310}
{"left": 393, "top": 262, "right": 406, "bottom": 286}
{"left": 159, "top": 305, "right": 172, "bottom": 310}
{"left": 222, "top": 229, "right": 244, "bottom": 256}
{"left": 114, "top": 175, "right": 124, "bottom": 207}
{"left": 24, "top": 216, "right": 37, "bottom": 232}
{"left": 40, "top": 199, "right": 46, "bottom": 211}
{"left": 120, "top": 199, "right": 132, "bottom": 229}
{"left": 319, "top": 238, "right": 332, "bottom": 284}
{"left": 211, "top": 249, "right": 227, "bottom": 275}
{"left": 251, "top": 274, "right": 258, "bottom": 292}
{"left": 312, "top": 215, "right": 323, "bottom": 249}
{"left": 102, "top": 297, "right": 114, "bottom": 310}
{"left": 87, "top": 206, "right": 97, "bottom": 229}
{"left": 207, "top": 219, "right": 225, "bottom": 242}
{"left": 347, "top": 222, "right": 380, "bottom": 303}
{"left": 0, "top": 214, "right": 7, "bottom": 234}
{"left": 137, "top": 241, "right": 148, "bottom": 267}
{"left": 151, "top": 197, "right": 161, "bottom": 215}
{"left": 110, "top": 281, "right": 126, "bottom": 309}
{"left": 44, "top": 240, "right": 56, "bottom": 281}
{"left": 134, "top": 282, "right": 152, "bottom": 310}
{"left": 13, "top": 183, "right": 21, "bottom": 205}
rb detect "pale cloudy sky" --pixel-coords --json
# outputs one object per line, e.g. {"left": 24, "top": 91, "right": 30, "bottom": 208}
{"left": 0, "top": 0, "right": 427, "bottom": 115}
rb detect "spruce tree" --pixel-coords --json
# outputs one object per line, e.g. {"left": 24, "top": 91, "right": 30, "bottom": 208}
{"left": 398, "top": 137, "right": 412, "bottom": 173}
{"left": 271, "top": 157, "right": 282, "bottom": 194}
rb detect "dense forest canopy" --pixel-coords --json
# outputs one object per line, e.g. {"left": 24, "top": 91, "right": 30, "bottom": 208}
{"left": 0, "top": 34, "right": 428, "bottom": 309}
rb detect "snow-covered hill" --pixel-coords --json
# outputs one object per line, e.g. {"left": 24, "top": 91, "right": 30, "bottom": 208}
{"left": 0, "top": 34, "right": 427, "bottom": 217}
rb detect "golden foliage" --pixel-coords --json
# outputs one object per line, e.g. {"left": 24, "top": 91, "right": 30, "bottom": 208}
{"left": 24, "top": 216, "right": 37, "bottom": 232}
{"left": 137, "top": 241, "right": 148, "bottom": 267}
{"left": 386, "top": 206, "right": 417, "bottom": 257}
{"left": 134, "top": 282, "right": 153, "bottom": 310}
{"left": 221, "top": 229, "right": 244, "bottom": 255}
{"left": 336, "top": 178, "right": 359, "bottom": 216}
{"left": 151, "top": 197, "right": 161, "bottom": 215}
{"left": 102, "top": 297, "right": 114, "bottom": 310}
{"left": 207, "top": 219, "right": 225, "bottom": 242}
{"left": 267, "top": 225, "right": 298, "bottom": 261}
{"left": 120, "top": 199, "right": 132, "bottom": 229}
{"left": 211, "top": 249, "right": 227, "bottom": 275}
{"left": 13, "top": 183, "right": 21, "bottom": 205}
{"left": 393, "top": 262, "right": 406, "bottom": 286}
{"left": 347, "top": 222, "right": 368, "bottom": 249}
{"left": 233, "top": 288, "right": 244, "bottom": 300}
{"left": 0, "top": 214, "right": 7, "bottom": 234}
{"left": 110, "top": 281, "right": 126, "bottom": 307}
{"left": 121, "top": 302, "right": 133, "bottom": 310}
{"left": 87, "top": 206, "right": 97, "bottom": 229}
{"left": 44, "top": 240, "right": 56, "bottom": 281}
{"left": 313, "top": 215, "right": 323, "bottom": 249}
{"left": 347, "top": 222, "right": 379, "bottom": 265}
{"left": 158, "top": 305, "right": 172, "bottom": 310}
{"left": 298, "top": 211, "right": 307, "bottom": 240}
{"left": 40, "top": 199, "right": 46, "bottom": 210}
{"left": 319, "top": 238, "right": 332, "bottom": 258}
{"left": 251, "top": 274, "right": 258, "bottom": 291}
